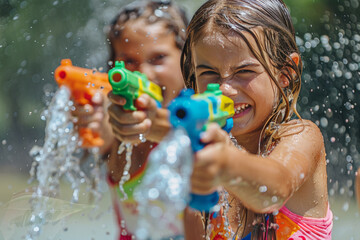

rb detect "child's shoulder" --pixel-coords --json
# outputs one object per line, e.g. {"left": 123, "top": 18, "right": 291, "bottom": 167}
{"left": 277, "top": 119, "right": 324, "bottom": 141}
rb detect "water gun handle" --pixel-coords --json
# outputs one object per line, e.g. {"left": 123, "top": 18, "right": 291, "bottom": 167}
{"left": 108, "top": 61, "right": 163, "bottom": 111}
{"left": 168, "top": 84, "right": 234, "bottom": 212}
{"left": 54, "top": 59, "right": 111, "bottom": 148}
{"left": 189, "top": 119, "right": 234, "bottom": 212}
{"left": 189, "top": 118, "right": 234, "bottom": 212}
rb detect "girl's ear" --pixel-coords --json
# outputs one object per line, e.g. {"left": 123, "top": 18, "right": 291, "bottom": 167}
{"left": 279, "top": 52, "right": 300, "bottom": 88}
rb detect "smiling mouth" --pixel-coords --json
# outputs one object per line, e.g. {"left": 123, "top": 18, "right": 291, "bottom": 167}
{"left": 234, "top": 103, "right": 251, "bottom": 115}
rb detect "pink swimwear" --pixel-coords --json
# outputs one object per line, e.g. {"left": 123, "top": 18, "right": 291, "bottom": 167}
{"left": 209, "top": 204, "right": 333, "bottom": 240}
{"left": 275, "top": 205, "right": 333, "bottom": 240}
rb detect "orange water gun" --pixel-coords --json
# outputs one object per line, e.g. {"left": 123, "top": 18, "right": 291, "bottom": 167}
{"left": 54, "top": 59, "right": 111, "bottom": 147}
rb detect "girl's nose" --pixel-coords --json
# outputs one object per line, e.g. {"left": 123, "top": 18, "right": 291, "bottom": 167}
{"left": 139, "top": 63, "right": 156, "bottom": 83}
{"left": 219, "top": 83, "right": 238, "bottom": 97}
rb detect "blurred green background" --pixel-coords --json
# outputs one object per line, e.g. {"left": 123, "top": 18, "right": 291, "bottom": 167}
{"left": 0, "top": 0, "right": 360, "bottom": 238}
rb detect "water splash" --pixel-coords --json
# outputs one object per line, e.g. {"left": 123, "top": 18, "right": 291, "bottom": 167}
{"left": 27, "top": 86, "right": 85, "bottom": 239}
{"left": 117, "top": 142, "right": 133, "bottom": 200}
{"left": 134, "top": 128, "right": 192, "bottom": 240}
{"left": 28, "top": 86, "right": 84, "bottom": 201}
{"left": 26, "top": 86, "right": 106, "bottom": 239}
{"left": 295, "top": 8, "right": 360, "bottom": 200}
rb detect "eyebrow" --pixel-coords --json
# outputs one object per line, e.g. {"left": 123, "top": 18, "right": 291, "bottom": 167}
{"left": 196, "top": 62, "right": 261, "bottom": 70}
{"left": 234, "top": 62, "right": 261, "bottom": 70}
{"left": 196, "top": 64, "right": 215, "bottom": 70}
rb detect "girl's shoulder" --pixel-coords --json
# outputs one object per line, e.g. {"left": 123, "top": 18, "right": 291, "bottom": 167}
{"left": 277, "top": 119, "right": 323, "bottom": 140}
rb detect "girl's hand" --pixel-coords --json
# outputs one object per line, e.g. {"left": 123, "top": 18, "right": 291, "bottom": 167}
{"left": 71, "top": 91, "right": 114, "bottom": 153}
{"left": 191, "top": 123, "right": 232, "bottom": 195}
{"left": 72, "top": 92, "right": 104, "bottom": 134}
{"left": 107, "top": 92, "right": 171, "bottom": 144}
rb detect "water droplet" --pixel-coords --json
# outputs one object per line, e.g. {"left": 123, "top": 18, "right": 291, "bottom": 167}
{"left": 259, "top": 185, "right": 267, "bottom": 193}
{"left": 271, "top": 196, "right": 278, "bottom": 203}
{"left": 121, "top": 229, "right": 128, "bottom": 236}
{"left": 139, "top": 134, "right": 146, "bottom": 143}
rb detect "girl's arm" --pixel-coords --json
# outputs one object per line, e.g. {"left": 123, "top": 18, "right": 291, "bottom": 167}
{"left": 192, "top": 120, "right": 325, "bottom": 213}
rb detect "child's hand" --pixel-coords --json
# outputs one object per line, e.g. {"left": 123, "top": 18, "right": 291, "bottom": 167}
{"left": 191, "top": 123, "right": 231, "bottom": 195}
{"left": 107, "top": 92, "right": 171, "bottom": 144}
{"left": 71, "top": 91, "right": 114, "bottom": 153}
{"left": 72, "top": 92, "right": 104, "bottom": 134}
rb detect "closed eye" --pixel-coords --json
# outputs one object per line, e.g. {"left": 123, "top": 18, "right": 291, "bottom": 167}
{"left": 149, "top": 54, "right": 166, "bottom": 65}
{"left": 199, "top": 71, "right": 219, "bottom": 76}
{"left": 236, "top": 69, "right": 255, "bottom": 74}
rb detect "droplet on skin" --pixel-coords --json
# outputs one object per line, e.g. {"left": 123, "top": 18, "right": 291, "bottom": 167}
{"left": 259, "top": 185, "right": 267, "bottom": 193}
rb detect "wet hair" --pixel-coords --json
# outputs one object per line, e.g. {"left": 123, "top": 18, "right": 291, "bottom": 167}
{"left": 107, "top": 0, "right": 188, "bottom": 68}
{"left": 181, "top": 0, "right": 303, "bottom": 239}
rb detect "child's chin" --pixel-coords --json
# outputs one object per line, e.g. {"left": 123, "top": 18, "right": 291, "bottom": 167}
{"left": 230, "top": 125, "right": 248, "bottom": 136}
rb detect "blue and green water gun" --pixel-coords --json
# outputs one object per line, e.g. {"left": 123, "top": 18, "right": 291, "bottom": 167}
{"left": 108, "top": 61, "right": 163, "bottom": 110}
{"left": 168, "top": 83, "right": 234, "bottom": 211}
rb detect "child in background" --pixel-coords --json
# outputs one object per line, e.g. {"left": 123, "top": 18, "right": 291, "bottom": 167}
{"left": 72, "top": 0, "right": 188, "bottom": 238}
{"left": 77, "top": 0, "right": 188, "bottom": 239}
{"left": 178, "top": 0, "right": 333, "bottom": 239}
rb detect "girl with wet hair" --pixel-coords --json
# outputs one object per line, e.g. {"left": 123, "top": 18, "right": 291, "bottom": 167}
{"left": 180, "top": 0, "right": 333, "bottom": 239}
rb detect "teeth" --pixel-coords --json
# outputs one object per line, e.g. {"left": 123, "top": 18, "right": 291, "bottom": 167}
{"left": 235, "top": 104, "right": 249, "bottom": 113}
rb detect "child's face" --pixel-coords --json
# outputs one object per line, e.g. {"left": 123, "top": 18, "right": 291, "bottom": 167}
{"left": 193, "top": 30, "right": 279, "bottom": 137}
{"left": 112, "top": 20, "right": 184, "bottom": 106}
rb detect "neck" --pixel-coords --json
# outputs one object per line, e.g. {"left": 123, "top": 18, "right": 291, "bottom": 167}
{"left": 234, "top": 129, "right": 262, "bottom": 154}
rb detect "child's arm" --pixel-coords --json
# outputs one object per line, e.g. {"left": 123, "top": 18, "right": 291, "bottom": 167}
{"left": 192, "top": 120, "right": 326, "bottom": 214}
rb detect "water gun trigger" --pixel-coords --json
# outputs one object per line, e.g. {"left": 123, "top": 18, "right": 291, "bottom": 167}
{"left": 223, "top": 118, "right": 234, "bottom": 133}
{"left": 79, "top": 128, "right": 104, "bottom": 147}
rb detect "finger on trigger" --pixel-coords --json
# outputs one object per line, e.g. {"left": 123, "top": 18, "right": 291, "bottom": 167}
{"left": 92, "top": 91, "right": 103, "bottom": 105}
{"left": 73, "top": 104, "right": 94, "bottom": 116}
{"left": 108, "top": 91, "right": 126, "bottom": 105}
{"left": 136, "top": 94, "right": 158, "bottom": 111}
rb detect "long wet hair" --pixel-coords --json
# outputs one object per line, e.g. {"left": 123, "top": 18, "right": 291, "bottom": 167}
{"left": 107, "top": 0, "right": 188, "bottom": 68}
{"left": 181, "top": 0, "right": 303, "bottom": 239}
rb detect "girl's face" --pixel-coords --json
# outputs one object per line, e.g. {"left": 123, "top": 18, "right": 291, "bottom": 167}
{"left": 193, "top": 31, "right": 280, "bottom": 137}
{"left": 113, "top": 19, "right": 184, "bottom": 106}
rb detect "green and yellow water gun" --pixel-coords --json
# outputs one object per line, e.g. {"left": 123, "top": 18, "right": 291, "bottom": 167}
{"left": 108, "top": 61, "right": 163, "bottom": 110}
